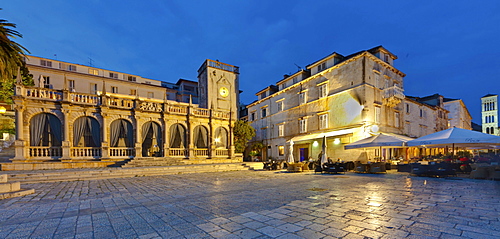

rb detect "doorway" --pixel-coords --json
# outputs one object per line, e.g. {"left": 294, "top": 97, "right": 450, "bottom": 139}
{"left": 299, "top": 148, "right": 309, "bottom": 162}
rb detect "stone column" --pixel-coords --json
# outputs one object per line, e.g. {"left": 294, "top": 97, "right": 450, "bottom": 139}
{"left": 60, "top": 108, "right": 71, "bottom": 161}
{"left": 100, "top": 112, "right": 109, "bottom": 159}
{"left": 162, "top": 113, "right": 169, "bottom": 157}
{"left": 12, "top": 104, "right": 26, "bottom": 161}
{"left": 187, "top": 106, "right": 193, "bottom": 159}
{"left": 208, "top": 109, "right": 214, "bottom": 159}
{"left": 134, "top": 117, "right": 142, "bottom": 158}
{"left": 228, "top": 111, "right": 234, "bottom": 158}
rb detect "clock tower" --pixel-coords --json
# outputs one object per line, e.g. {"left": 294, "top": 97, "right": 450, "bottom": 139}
{"left": 198, "top": 59, "right": 239, "bottom": 119}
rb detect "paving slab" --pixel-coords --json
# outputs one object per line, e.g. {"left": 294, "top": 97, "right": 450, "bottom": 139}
{"left": 0, "top": 170, "right": 499, "bottom": 238}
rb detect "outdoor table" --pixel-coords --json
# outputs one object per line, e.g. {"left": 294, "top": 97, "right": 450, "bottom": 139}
{"left": 322, "top": 163, "right": 345, "bottom": 174}
{"left": 410, "top": 163, "right": 456, "bottom": 177}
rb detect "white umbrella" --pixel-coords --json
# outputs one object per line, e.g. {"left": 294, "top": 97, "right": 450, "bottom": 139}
{"left": 407, "top": 127, "right": 500, "bottom": 148}
{"left": 321, "top": 135, "right": 328, "bottom": 164}
{"left": 287, "top": 140, "right": 295, "bottom": 163}
{"left": 344, "top": 133, "right": 413, "bottom": 149}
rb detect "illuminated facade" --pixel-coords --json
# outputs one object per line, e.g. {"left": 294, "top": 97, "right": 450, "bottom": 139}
{"left": 246, "top": 46, "right": 407, "bottom": 162}
{"left": 481, "top": 94, "right": 498, "bottom": 135}
{"left": 443, "top": 98, "right": 472, "bottom": 130}
{"left": 11, "top": 56, "right": 240, "bottom": 166}
{"left": 403, "top": 95, "right": 449, "bottom": 137}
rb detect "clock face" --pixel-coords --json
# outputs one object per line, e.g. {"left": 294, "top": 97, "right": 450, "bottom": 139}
{"left": 219, "top": 87, "right": 229, "bottom": 97}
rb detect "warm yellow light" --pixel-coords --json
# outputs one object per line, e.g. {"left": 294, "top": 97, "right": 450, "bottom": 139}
{"left": 333, "top": 138, "right": 341, "bottom": 145}
{"left": 214, "top": 137, "right": 221, "bottom": 143}
{"left": 0, "top": 107, "right": 6, "bottom": 114}
{"left": 313, "top": 141, "right": 318, "bottom": 147}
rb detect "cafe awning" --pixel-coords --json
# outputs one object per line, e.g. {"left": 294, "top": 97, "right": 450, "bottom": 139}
{"left": 289, "top": 128, "right": 355, "bottom": 143}
{"left": 344, "top": 133, "right": 414, "bottom": 150}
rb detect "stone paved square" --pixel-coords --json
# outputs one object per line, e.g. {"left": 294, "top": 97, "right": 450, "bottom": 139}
{"left": 1, "top": 170, "right": 499, "bottom": 238}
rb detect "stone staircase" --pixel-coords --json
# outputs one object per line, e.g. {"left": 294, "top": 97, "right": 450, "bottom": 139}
{"left": 0, "top": 174, "right": 35, "bottom": 199}
{"left": 122, "top": 157, "right": 185, "bottom": 167}
{"left": 242, "top": 162, "right": 264, "bottom": 170}
{"left": 5, "top": 163, "right": 251, "bottom": 184}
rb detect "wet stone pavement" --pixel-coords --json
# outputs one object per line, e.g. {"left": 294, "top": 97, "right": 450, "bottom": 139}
{"left": 0, "top": 170, "right": 500, "bottom": 239}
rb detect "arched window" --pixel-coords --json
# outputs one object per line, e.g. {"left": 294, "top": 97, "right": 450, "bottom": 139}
{"left": 169, "top": 124, "right": 186, "bottom": 148}
{"left": 110, "top": 119, "right": 134, "bottom": 147}
{"left": 193, "top": 125, "right": 208, "bottom": 148}
{"left": 486, "top": 127, "right": 490, "bottom": 134}
{"left": 142, "top": 121, "right": 162, "bottom": 156}
{"left": 73, "top": 116, "right": 101, "bottom": 147}
{"left": 214, "top": 127, "right": 229, "bottom": 149}
{"left": 30, "top": 113, "right": 62, "bottom": 146}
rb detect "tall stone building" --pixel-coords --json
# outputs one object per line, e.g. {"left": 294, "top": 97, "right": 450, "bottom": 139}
{"left": 481, "top": 94, "right": 498, "bottom": 135}
{"left": 246, "top": 46, "right": 407, "bottom": 162}
{"left": 10, "top": 56, "right": 240, "bottom": 168}
{"left": 245, "top": 46, "right": 465, "bottom": 162}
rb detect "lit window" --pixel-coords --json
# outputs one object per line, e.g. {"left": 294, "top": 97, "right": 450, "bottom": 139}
{"left": 319, "top": 114, "right": 328, "bottom": 129}
{"left": 278, "top": 145, "right": 285, "bottom": 156}
{"left": 89, "top": 69, "right": 99, "bottom": 75}
{"left": 319, "top": 84, "right": 328, "bottom": 98}
{"left": 278, "top": 125, "right": 284, "bottom": 137}
{"left": 299, "top": 119, "right": 307, "bottom": 133}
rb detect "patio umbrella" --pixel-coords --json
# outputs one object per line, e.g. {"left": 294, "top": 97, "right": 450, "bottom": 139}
{"left": 406, "top": 127, "right": 500, "bottom": 148}
{"left": 287, "top": 140, "right": 295, "bottom": 163}
{"left": 344, "top": 133, "right": 413, "bottom": 149}
{"left": 321, "top": 135, "right": 328, "bottom": 164}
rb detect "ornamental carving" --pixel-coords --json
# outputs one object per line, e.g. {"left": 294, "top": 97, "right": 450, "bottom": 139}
{"left": 140, "top": 102, "right": 163, "bottom": 112}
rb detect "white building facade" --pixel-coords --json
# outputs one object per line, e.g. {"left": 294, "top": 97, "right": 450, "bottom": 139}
{"left": 247, "top": 46, "right": 407, "bottom": 162}
{"left": 481, "top": 94, "right": 498, "bottom": 135}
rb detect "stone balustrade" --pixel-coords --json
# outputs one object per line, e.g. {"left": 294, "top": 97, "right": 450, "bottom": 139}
{"left": 28, "top": 146, "right": 63, "bottom": 158}
{"left": 71, "top": 147, "right": 102, "bottom": 158}
{"left": 109, "top": 147, "right": 135, "bottom": 157}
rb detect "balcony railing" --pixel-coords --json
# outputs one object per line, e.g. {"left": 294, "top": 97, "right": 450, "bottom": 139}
{"left": 70, "top": 93, "right": 100, "bottom": 105}
{"left": 215, "top": 149, "right": 229, "bottom": 156}
{"left": 25, "top": 88, "right": 63, "bottom": 101}
{"left": 108, "top": 97, "right": 134, "bottom": 109}
{"left": 28, "top": 146, "right": 62, "bottom": 158}
{"left": 383, "top": 86, "right": 405, "bottom": 107}
{"left": 19, "top": 86, "right": 231, "bottom": 120}
{"left": 193, "top": 108, "right": 210, "bottom": 117}
{"left": 383, "top": 86, "right": 405, "bottom": 100}
{"left": 71, "top": 147, "right": 102, "bottom": 158}
{"left": 109, "top": 147, "right": 135, "bottom": 157}
{"left": 169, "top": 148, "right": 187, "bottom": 157}
{"left": 194, "top": 148, "right": 209, "bottom": 157}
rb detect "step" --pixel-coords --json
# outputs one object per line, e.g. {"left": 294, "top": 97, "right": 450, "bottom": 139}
{"left": 6, "top": 163, "right": 249, "bottom": 183}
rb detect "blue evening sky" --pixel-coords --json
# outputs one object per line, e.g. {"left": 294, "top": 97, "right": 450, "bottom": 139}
{"left": 3, "top": 0, "right": 499, "bottom": 124}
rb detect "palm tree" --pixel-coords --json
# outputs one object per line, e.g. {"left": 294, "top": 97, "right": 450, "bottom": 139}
{"left": 0, "top": 9, "right": 31, "bottom": 103}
